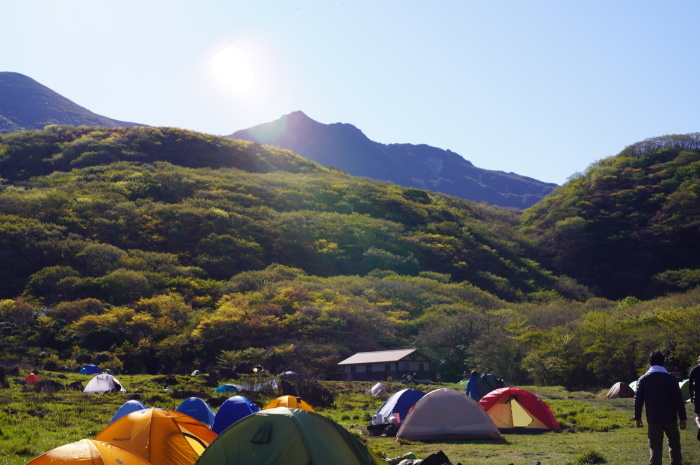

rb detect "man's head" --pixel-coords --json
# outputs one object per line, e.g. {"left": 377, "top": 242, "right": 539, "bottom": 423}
{"left": 649, "top": 351, "right": 665, "bottom": 367}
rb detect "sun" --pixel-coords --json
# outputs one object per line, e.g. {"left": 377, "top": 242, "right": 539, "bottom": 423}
{"left": 208, "top": 41, "right": 259, "bottom": 97}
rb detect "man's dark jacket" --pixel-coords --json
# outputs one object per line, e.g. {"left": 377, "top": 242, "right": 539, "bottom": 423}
{"left": 634, "top": 369, "right": 687, "bottom": 423}
{"left": 689, "top": 364, "right": 700, "bottom": 402}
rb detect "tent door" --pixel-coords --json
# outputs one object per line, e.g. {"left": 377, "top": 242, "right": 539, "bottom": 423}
{"left": 487, "top": 402, "right": 514, "bottom": 429}
{"left": 511, "top": 399, "right": 548, "bottom": 429}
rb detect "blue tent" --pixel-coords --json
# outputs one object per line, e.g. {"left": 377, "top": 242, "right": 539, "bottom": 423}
{"left": 109, "top": 400, "right": 147, "bottom": 424}
{"left": 214, "top": 384, "right": 238, "bottom": 394}
{"left": 176, "top": 397, "right": 216, "bottom": 426}
{"left": 79, "top": 364, "right": 101, "bottom": 375}
{"left": 211, "top": 396, "right": 260, "bottom": 434}
{"left": 371, "top": 388, "right": 425, "bottom": 425}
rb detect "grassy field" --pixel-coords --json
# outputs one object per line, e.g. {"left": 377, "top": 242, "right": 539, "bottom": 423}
{"left": 1, "top": 370, "right": 699, "bottom": 465}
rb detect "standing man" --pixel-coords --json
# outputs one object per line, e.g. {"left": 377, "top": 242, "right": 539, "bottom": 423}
{"left": 465, "top": 370, "right": 481, "bottom": 400}
{"left": 688, "top": 355, "right": 700, "bottom": 439}
{"left": 634, "top": 351, "right": 687, "bottom": 465}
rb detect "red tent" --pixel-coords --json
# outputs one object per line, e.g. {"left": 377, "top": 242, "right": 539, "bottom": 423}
{"left": 478, "top": 387, "right": 560, "bottom": 431}
{"left": 24, "top": 373, "right": 39, "bottom": 385}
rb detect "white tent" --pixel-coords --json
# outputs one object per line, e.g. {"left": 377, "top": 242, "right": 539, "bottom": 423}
{"left": 396, "top": 388, "right": 502, "bottom": 441}
{"left": 367, "top": 383, "right": 388, "bottom": 396}
{"left": 84, "top": 373, "right": 126, "bottom": 394}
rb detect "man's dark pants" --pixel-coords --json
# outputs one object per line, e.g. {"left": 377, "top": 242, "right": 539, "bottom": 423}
{"left": 648, "top": 421, "right": 682, "bottom": 465}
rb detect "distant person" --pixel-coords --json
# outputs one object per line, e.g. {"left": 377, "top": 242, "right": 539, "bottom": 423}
{"left": 465, "top": 370, "right": 480, "bottom": 400}
{"left": 688, "top": 355, "right": 700, "bottom": 439}
{"left": 634, "top": 351, "right": 686, "bottom": 465}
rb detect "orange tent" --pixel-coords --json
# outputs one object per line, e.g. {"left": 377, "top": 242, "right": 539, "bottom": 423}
{"left": 25, "top": 373, "right": 39, "bottom": 385}
{"left": 26, "top": 439, "right": 151, "bottom": 465}
{"left": 263, "top": 395, "right": 316, "bottom": 412}
{"left": 95, "top": 409, "right": 217, "bottom": 465}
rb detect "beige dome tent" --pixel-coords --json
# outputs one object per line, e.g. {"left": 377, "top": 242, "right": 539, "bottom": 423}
{"left": 604, "top": 381, "right": 635, "bottom": 399}
{"left": 395, "top": 388, "right": 502, "bottom": 441}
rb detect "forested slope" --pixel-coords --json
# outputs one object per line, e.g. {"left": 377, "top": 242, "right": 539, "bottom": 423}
{"left": 0, "top": 126, "right": 561, "bottom": 299}
{"left": 522, "top": 134, "right": 700, "bottom": 299}
{"left": 2, "top": 126, "right": 700, "bottom": 388}
{"left": 0, "top": 125, "right": 573, "bottom": 378}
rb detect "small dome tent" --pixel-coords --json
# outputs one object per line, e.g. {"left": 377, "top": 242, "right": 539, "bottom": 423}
{"left": 24, "top": 372, "right": 39, "bottom": 385}
{"left": 368, "top": 383, "right": 388, "bottom": 396}
{"left": 79, "top": 364, "right": 101, "bottom": 375}
{"left": 211, "top": 395, "right": 260, "bottom": 434}
{"left": 176, "top": 397, "right": 215, "bottom": 426}
{"left": 95, "top": 408, "right": 217, "bottom": 465}
{"left": 197, "top": 408, "right": 386, "bottom": 465}
{"left": 109, "top": 400, "right": 147, "bottom": 424}
{"left": 478, "top": 387, "right": 560, "bottom": 431}
{"left": 604, "top": 382, "right": 635, "bottom": 399}
{"left": 214, "top": 384, "right": 238, "bottom": 394}
{"left": 395, "top": 388, "right": 502, "bottom": 441}
{"left": 371, "top": 388, "right": 425, "bottom": 425}
{"left": 26, "top": 439, "right": 151, "bottom": 465}
{"left": 83, "top": 373, "right": 125, "bottom": 394}
{"left": 263, "top": 395, "right": 315, "bottom": 412}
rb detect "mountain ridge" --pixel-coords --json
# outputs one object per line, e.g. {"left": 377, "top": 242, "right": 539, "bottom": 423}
{"left": 0, "top": 71, "right": 142, "bottom": 133}
{"left": 230, "top": 111, "right": 557, "bottom": 209}
{"left": 0, "top": 73, "right": 555, "bottom": 208}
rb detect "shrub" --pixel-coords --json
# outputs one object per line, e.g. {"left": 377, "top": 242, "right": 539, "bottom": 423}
{"left": 567, "top": 450, "right": 607, "bottom": 464}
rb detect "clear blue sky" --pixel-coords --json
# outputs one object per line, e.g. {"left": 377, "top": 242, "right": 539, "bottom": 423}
{"left": 3, "top": 1, "right": 699, "bottom": 184}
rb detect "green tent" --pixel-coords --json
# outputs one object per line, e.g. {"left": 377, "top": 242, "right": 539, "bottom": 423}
{"left": 197, "top": 407, "right": 386, "bottom": 465}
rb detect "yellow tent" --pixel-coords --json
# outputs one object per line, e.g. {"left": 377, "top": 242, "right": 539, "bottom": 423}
{"left": 95, "top": 408, "right": 217, "bottom": 465}
{"left": 263, "top": 395, "right": 316, "bottom": 412}
{"left": 26, "top": 439, "right": 151, "bottom": 465}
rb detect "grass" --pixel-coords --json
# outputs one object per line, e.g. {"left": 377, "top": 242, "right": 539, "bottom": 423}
{"left": 1, "top": 372, "right": 700, "bottom": 465}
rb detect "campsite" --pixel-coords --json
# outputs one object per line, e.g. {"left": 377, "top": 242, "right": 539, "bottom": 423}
{"left": 2, "top": 369, "right": 700, "bottom": 465}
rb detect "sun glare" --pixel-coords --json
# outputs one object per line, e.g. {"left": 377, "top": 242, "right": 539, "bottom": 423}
{"left": 198, "top": 35, "right": 302, "bottom": 125}
{"left": 208, "top": 41, "right": 259, "bottom": 97}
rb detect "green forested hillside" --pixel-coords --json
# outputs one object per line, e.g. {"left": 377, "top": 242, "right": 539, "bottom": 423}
{"left": 0, "top": 126, "right": 557, "bottom": 298}
{"left": 1, "top": 126, "right": 699, "bottom": 387}
{"left": 522, "top": 134, "right": 700, "bottom": 299}
{"left": 0, "top": 126, "right": 562, "bottom": 377}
